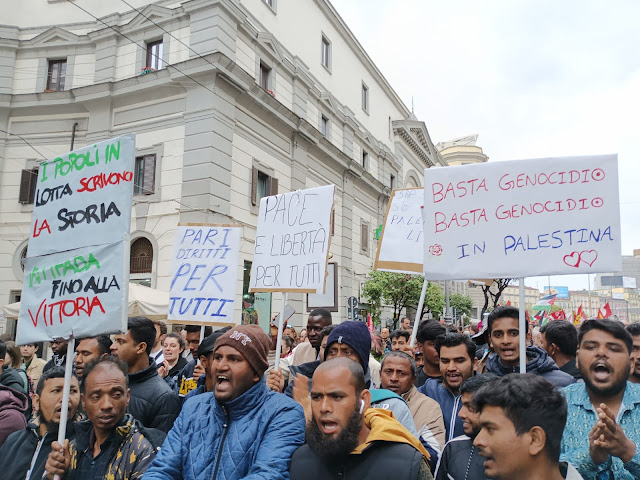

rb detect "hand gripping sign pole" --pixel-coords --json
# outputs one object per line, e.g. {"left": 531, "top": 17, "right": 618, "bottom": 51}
{"left": 53, "top": 337, "right": 75, "bottom": 480}
{"left": 274, "top": 293, "right": 287, "bottom": 371}
{"left": 410, "top": 279, "right": 428, "bottom": 347}
{"left": 519, "top": 278, "right": 527, "bottom": 374}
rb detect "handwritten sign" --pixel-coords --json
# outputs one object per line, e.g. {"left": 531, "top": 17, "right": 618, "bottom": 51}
{"left": 27, "top": 134, "right": 135, "bottom": 257}
{"left": 16, "top": 241, "right": 127, "bottom": 344}
{"left": 168, "top": 225, "right": 241, "bottom": 323}
{"left": 250, "top": 185, "right": 334, "bottom": 293}
{"left": 422, "top": 155, "right": 621, "bottom": 280}
{"left": 374, "top": 188, "right": 424, "bottom": 273}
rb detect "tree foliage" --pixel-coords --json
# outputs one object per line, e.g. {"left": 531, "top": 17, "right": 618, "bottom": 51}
{"left": 422, "top": 282, "right": 445, "bottom": 320}
{"left": 450, "top": 293, "right": 474, "bottom": 318}
{"left": 361, "top": 271, "right": 427, "bottom": 328}
{"left": 481, "top": 279, "right": 514, "bottom": 317}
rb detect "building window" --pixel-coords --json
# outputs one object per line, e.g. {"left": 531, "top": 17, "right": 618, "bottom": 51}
{"left": 130, "top": 237, "right": 153, "bottom": 274}
{"left": 362, "top": 82, "right": 369, "bottom": 113}
{"left": 362, "top": 150, "right": 369, "bottom": 170}
{"left": 134, "top": 154, "right": 156, "bottom": 195}
{"left": 251, "top": 166, "right": 278, "bottom": 206}
{"left": 18, "top": 168, "right": 39, "bottom": 204}
{"left": 331, "top": 209, "right": 335, "bottom": 236}
{"left": 321, "top": 35, "right": 331, "bottom": 71}
{"left": 46, "top": 60, "right": 66, "bottom": 91}
{"left": 146, "top": 40, "right": 163, "bottom": 70}
{"left": 361, "top": 222, "right": 369, "bottom": 254}
{"left": 390, "top": 174, "right": 396, "bottom": 190}
{"left": 321, "top": 115, "right": 329, "bottom": 137}
{"left": 259, "top": 62, "right": 271, "bottom": 90}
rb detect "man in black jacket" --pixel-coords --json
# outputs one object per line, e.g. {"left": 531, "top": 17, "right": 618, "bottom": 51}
{"left": 0, "top": 367, "right": 81, "bottom": 480}
{"left": 110, "top": 316, "right": 180, "bottom": 433}
{"left": 290, "top": 357, "right": 433, "bottom": 480}
{"left": 434, "top": 374, "right": 497, "bottom": 480}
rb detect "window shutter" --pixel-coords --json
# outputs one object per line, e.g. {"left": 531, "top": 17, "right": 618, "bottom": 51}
{"left": 331, "top": 209, "right": 335, "bottom": 236}
{"left": 18, "top": 169, "right": 37, "bottom": 204}
{"left": 270, "top": 176, "right": 278, "bottom": 196}
{"left": 251, "top": 167, "right": 258, "bottom": 205}
{"left": 361, "top": 222, "right": 369, "bottom": 253}
{"left": 142, "top": 155, "right": 156, "bottom": 195}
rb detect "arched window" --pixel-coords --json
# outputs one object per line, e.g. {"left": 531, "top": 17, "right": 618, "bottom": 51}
{"left": 20, "top": 245, "right": 28, "bottom": 272}
{"left": 130, "top": 237, "right": 153, "bottom": 274}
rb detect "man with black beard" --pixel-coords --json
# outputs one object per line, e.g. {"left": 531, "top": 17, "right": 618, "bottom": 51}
{"left": 290, "top": 357, "right": 433, "bottom": 480}
{"left": 561, "top": 319, "right": 640, "bottom": 480}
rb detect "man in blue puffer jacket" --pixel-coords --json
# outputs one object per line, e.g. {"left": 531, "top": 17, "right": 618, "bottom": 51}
{"left": 143, "top": 325, "right": 305, "bottom": 480}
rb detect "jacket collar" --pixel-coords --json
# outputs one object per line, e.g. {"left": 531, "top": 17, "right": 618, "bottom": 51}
{"left": 214, "top": 378, "right": 268, "bottom": 421}
{"left": 127, "top": 358, "right": 158, "bottom": 384}
{"left": 569, "top": 381, "right": 640, "bottom": 414}
{"left": 74, "top": 414, "right": 136, "bottom": 451}
{"left": 401, "top": 385, "right": 419, "bottom": 403}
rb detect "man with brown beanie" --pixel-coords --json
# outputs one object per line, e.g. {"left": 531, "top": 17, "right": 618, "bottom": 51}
{"left": 144, "top": 325, "right": 306, "bottom": 480}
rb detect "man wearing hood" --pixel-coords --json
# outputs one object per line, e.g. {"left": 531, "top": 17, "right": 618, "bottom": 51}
{"left": 290, "top": 357, "right": 433, "bottom": 479}
{"left": 0, "top": 367, "right": 80, "bottom": 479}
{"left": 484, "top": 306, "right": 574, "bottom": 387}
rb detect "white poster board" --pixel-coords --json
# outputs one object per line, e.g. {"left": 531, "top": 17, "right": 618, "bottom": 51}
{"left": 250, "top": 185, "right": 335, "bottom": 293}
{"left": 168, "top": 225, "right": 242, "bottom": 324}
{"left": 422, "top": 155, "right": 621, "bottom": 280}
{"left": 27, "top": 134, "right": 135, "bottom": 257}
{"left": 374, "top": 188, "right": 424, "bottom": 273}
{"left": 17, "top": 241, "right": 128, "bottom": 344}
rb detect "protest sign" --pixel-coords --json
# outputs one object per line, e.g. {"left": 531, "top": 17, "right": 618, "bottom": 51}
{"left": 250, "top": 185, "right": 334, "bottom": 293}
{"left": 168, "top": 225, "right": 241, "bottom": 324}
{"left": 423, "top": 155, "right": 621, "bottom": 280}
{"left": 27, "top": 134, "right": 135, "bottom": 257}
{"left": 16, "top": 240, "right": 128, "bottom": 344}
{"left": 374, "top": 188, "right": 424, "bottom": 273}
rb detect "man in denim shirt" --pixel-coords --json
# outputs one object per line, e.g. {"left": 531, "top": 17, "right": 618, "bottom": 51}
{"left": 561, "top": 319, "right": 640, "bottom": 479}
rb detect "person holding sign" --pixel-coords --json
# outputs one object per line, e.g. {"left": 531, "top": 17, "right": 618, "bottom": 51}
{"left": 484, "top": 307, "right": 574, "bottom": 387}
{"left": 144, "top": 325, "right": 305, "bottom": 480}
{"left": 45, "top": 356, "right": 164, "bottom": 480}
{"left": 0, "top": 367, "right": 81, "bottom": 480}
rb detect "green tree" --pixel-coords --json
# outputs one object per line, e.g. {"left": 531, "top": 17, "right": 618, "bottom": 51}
{"left": 450, "top": 293, "right": 474, "bottom": 318}
{"left": 422, "top": 282, "right": 445, "bottom": 320}
{"left": 361, "top": 271, "right": 426, "bottom": 328}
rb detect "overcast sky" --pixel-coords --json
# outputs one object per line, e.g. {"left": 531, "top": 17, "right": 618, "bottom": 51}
{"left": 333, "top": 0, "right": 640, "bottom": 291}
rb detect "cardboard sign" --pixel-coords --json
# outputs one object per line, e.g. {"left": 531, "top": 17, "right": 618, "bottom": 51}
{"left": 27, "top": 134, "right": 135, "bottom": 257}
{"left": 168, "top": 225, "right": 241, "bottom": 323}
{"left": 16, "top": 241, "right": 128, "bottom": 344}
{"left": 423, "top": 155, "right": 621, "bottom": 280}
{"left": 250, "top": 185, "right": 334, "bottom": 293}
{"left": 374, "top": 188, "right": 424, "bottom": 273}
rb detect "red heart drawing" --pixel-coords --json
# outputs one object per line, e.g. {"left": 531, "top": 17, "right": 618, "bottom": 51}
{"left": 563, "top": 252, "right": 580, "bottom": 268}
{"left": 579, "top": 250, "right": 598, "bottom": 267}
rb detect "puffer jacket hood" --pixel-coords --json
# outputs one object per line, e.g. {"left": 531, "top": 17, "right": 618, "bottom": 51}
{"left": 486, "top": 346, "right": 575, "bottom": 387}
{"left": 0, "top": 385, "right": 29, "bottom": 448}
{"left": 0, "top": 367, "right": 26, "bottom": 393}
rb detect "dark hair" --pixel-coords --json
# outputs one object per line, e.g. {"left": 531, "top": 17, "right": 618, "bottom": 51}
{"left": 381, "top": 351, "right": 417, "bottom": 377}
{"left": 153, "top": 320, "right": 167, "bottom": 336}
{"left": 435, "top": 332, "right": 476, "bottom": 361}
{"left": 319, "top": 357, "right": 365, "bottom": 394}
{"left": 309, "top": 308, "right": 332, "bottom": 323}
{"left": 416, "top": 320, "right": 447, "bottom": 344}
{"left": 36, "top": 366, "right": 78, "bottom": 396}
{"left": 127, "top": 316, "right": 156, "bottom": 355}
{"left": 390, "top": 329, "right": 410, "bottom": 342}
{"left": 81, "top": 355, "right": 129, "bottom": 393}
{"left": 282, "top": 335, "right": 294, "bottom": 349}
{"left": 164, "top": 333, "right": 186, "bottom": 351}
{"left": 3, "top": 341, "right": 22, "bottom": 368}
{"left": 0, "top": 340, "right": 6, "bottom": 362}
{"left": 320, "top": 324, "right": 336, "bottom": 339}
{"left": 579, "top": 319, "right": 633, "bottom": 354}
{"left": 540, "top": 321, "right": 578, "bottom": 357}
{"left": 459, "top": 373, "right": 498, "bottom": 395}
{"left": 487, "top": 306, "right": 529, "bottom": 335}
{"left": 474, "top": 373, "right": 567, "bottom": 462}
{"left": 185, "top": 325, "right": 213, "bottom": 337}
{"left": 77, "top": 335, "right": 113, "bottom": 356}
{"left": 626, "top": 323, "right": 640, "bottom": 337}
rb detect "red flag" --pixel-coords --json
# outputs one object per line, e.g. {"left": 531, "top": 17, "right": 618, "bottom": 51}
{"left": 506, "top": 300, "right": 512, "bottom": 306}
{"left": 367, "top": 313, "right": 374, "bottom": 333}
{"left": 550, "top": 310, "right": 566, "bottom": 320}
{"left": 573, "top": 305, "right": 585, "bottom": 326}
{"left": 597, "top": 303, "right": 612, "bottom": 319}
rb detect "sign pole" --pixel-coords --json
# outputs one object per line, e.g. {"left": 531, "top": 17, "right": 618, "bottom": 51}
{"left": 53, "top": 337, "right": 75, "bottom": 480}
{"left": 274, "top": 292, "right": 287, "bottom": 371}
{"left": 518, "top": 278, "right": 526, "bottom": 374}
{"left": 410, "top": 278, "right": 428, "bottom": 347}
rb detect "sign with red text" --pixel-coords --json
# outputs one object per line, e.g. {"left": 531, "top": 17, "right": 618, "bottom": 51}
{"left": 27, "top": 134, "right": 135, "bottom": 257}
{"left": 168, "top": 225, "right": 242, "bottom": 324}
{"left": 250, "top": 185, "right": 334, "bottom": 293}
{"left": 16, "top": 241, "right": 127, "bottom": 344}
{"left": 374, "top": 188, "right": 424, "bottom": 273}
{"left": 423, "top": 155, "right": 621, "bottom": 280}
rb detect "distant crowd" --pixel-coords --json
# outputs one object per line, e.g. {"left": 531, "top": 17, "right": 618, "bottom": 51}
{"left": 0, "top": 305, "right": 638, "bottom": 479}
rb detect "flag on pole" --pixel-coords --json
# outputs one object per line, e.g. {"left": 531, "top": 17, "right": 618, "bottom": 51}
{"left": 532, "top": 294, "right": 557, "bottom": 311}
{"left": 367, "top": 313, "right": 374, "bottom": 333}
{"left": 550, "top": 309, "right": 567, "bottom": 321}
{"left": 597, "top": 302, "right": 612, "bottom": 319}
{"left": 573, "top": 305, "right": 585, "bottom": 326}
{"left": 534, "top": 309, "right": 547, "bottom": 325}
{"left": 506, "top": 300, "right": 512, "bottom": 306}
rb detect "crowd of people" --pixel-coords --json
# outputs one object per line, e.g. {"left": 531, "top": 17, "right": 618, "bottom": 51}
{"left": 0, "top": 306, "right": 638, "bottom": 479}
